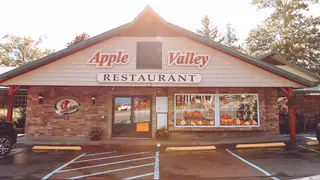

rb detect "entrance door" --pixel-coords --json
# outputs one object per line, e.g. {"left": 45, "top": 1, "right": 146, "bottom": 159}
{"left": 112, "top": 96, "right": 152, "bottom": 138}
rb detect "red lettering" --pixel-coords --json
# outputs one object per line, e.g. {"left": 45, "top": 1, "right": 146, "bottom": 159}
{"left": 116, "top": 51, "right": 122, "bottom": 63}
{"left": 88, "top": 50, "right": 100, "bottom": 64}
{"left": 168, "top": 52, "right": 180, "bottom": 65}
{"left": 98, "top": 55, "right": 108, "bottom": 66}
{"left": 121, "top": 54, "right": 129, "bottom": 63}
{"left": 106, "top": 55, "right": 117, "bottom": 67}
{"left": 194, "top": 56, "right": 201, "bottom": 65}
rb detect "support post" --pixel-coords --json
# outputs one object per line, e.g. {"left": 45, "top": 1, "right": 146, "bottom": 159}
{"left": 287, "top": 87, "right": 296, "bottom": 141}
{"left": 6, "top": 85, "right": 21, "bottom": 122}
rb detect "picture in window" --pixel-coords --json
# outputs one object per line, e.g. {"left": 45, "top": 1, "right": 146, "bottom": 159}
{"left": 219, "top": 94, "right": 258, "bottom": 126}
{"left": 175, "top": 94, "right": 215, "bottom": 126}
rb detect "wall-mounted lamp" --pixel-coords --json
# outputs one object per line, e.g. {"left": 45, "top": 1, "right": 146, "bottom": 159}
{"left": 92, "top": 96, "right": 96, "bottom": 105}
{"left": 38, "top": 93, "right": 43, "bottom": 104}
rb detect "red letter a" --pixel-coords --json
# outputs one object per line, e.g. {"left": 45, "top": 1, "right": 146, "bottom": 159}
{"left": 88, "top": 50, "right": 101, "bottom": 64}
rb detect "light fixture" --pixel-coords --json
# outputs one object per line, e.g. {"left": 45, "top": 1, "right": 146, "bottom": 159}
{"left": 92, "top": 96, "right": 96, "bottom": 105}
{"left": 38, "top": 93, "right": 43, "bottom": 104}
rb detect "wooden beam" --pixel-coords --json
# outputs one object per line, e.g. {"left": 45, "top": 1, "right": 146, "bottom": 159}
{"left": 6, "top": 86, "right": 21, "bottom": 122}
{"left": 287, "top": 87, "right": 296, "bottom": 141}
{"left": 280, "top": 87, "right": 289, "bottom": 96}
{"left": 13, "top": 85, "right": 21, "bottom": 94}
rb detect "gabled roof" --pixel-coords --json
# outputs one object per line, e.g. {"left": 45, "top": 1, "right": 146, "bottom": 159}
{"left": 259, "top": 51, "right": 320, "bottom": 82}
{"left": 0, "top": 5, "right": 316, "bottom": 87}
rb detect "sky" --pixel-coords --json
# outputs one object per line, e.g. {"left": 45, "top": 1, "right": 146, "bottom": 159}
{"left": 0, "top": 0, "right": 319, "bottom": 51}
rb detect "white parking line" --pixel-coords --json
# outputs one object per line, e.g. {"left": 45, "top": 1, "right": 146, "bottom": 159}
{"left": 83, "top": 151, "right": 116, "bottom": 157}
{"left": 154, "top": 151, "right": 159, "bottom": 179}
{"left": 226, "top": 149, "right": 279, "bottom": 180}
{"left": 73, "top": 151, "right": 151, "bottom": 163}
{"left": 124, "top": 172, "right": 154, "bottom": 180}
{"left": 68, "top": 163, "right": 155, "bottom": 179}
{"left": 299, "top": 145, "right": 320, "bottom": 154}
{"left": 42, "top": 153, "right": 86, "bottom": 180}
{"left": 58, "top": 156, "right": 155, "bottom": 173}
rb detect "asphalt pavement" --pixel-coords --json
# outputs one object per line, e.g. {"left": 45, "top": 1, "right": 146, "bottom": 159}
{"left": 0, "top": 143, "right": 320, "bottom": 179}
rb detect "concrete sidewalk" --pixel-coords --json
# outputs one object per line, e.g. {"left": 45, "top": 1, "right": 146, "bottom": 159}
{"left": 17, "top": 133, "right": 316, "bottom": 146}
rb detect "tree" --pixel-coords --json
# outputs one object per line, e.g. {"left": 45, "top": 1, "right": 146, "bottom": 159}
{"left": 246, "top": 0, "right": 320, "bottom": 75}
{"left": 67, "top": 33, "right": 90, "bottom": 47}
{"left": 196, "top": 15, "right": 224, "bottom": 43}
{"left": 0, "top": 34, "right": 54, "bottom": 67}
{"left": 223, "top": 23, "right": 239, "bottom": 47}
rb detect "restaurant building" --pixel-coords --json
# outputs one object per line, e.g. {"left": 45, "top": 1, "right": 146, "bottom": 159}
{"left": 0, "top": 6, "right": 319, "bottom": 140}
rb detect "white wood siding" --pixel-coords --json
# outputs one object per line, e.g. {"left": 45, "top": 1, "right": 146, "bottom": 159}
{"left": 2, "top": 37, "right": 303, "bottom": 87}
{"left": 276, "top": 65, "right": 318, "bottom": 82}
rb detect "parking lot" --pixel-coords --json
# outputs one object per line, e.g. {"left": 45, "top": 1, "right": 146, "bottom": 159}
{"left": 0, "top": 144, "right": 320, "bottom": 179}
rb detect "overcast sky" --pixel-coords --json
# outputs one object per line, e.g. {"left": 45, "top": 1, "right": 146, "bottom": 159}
{"left": 0, "top": 0, "right": 319, "bottom": 51}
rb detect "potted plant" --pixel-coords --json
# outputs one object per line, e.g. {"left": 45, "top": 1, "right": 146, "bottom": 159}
{"left": 156, "top": 127, "right": 170, "bottom": 140}
{"left": 90, "top": 127, "right": 103, "bottom": 141}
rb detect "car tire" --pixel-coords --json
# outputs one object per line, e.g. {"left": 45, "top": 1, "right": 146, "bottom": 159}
{"left": 0, "top": 135, "right": 13, "bottom": 158}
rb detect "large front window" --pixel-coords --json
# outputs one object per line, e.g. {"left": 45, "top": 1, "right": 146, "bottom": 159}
{"left": 175, "top": 94, "right": 215, "bottom": 127}
{"left": 174, "top": 94, "right": 259, "bottom": 127}
{"left": 219, "top": 94, "right": 259, "bottom": 126}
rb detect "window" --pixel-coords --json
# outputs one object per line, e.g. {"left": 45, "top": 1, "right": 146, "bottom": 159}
{"left": 175, "top": 94, "right": 215, "bottom": 127}
{"left": 14, "top": 95, "right": 27, "bottom": 108}
{"left": 174, "top": 93, "right": 259, "bottom": 127}
{"left": 136, "top": 42, "right": 162, "bottom": 69}
{"left": 219, "top": 94, "right": 259, "bottom": 126}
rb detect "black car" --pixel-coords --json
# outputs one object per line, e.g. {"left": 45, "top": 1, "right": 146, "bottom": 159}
{"left": 0, "top": 120, "right": 17, "bottom": 157}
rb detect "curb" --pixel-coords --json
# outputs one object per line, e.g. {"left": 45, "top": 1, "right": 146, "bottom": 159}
{"left": 307, "top": 141, "right": 319, "bottom": 146}
{"left": 32, "top": 146, "right": 82, "bottom": 151}
{"left": 166, "top": 146, "right": 216, "bottom": 152}
{"left": 236, "top": 142, "right": 286, "bottom": 149}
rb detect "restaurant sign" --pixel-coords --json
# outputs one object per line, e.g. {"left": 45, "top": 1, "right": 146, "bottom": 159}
{"left": 87, "top": 50, "right": 130, "bottom": 68}
{"left": 168, "top": 51, "right": 210, "bottom": 69}
{"left": 97, "top": 73, "right": 201, "bottom": 83}
{"left": 55, "top": 99, "right": 81, "bottom": 115}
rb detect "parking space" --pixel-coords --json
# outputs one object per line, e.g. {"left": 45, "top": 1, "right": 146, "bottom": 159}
{"left": 43, "top": 151, "right": 159, "bottom": 179}
{"left": 0, "top": 145, "right": 76, "bottom": 179}
{"left": 230, "top": 146, "right": 320, "bottom": 179}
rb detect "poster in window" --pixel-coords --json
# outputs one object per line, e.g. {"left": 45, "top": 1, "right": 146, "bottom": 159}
{"left": 175, "top": 94, "right": 215, "bottom": 127}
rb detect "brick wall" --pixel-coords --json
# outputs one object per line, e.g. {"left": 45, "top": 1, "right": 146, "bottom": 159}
{"left": 25, "top": 86, "right": 159, "bottom": 139}
{"left": 294, "top": 95, "right": 320, "bottom": 121}
{"left": 25, "top": 86, "right": 279, "bottom": 140}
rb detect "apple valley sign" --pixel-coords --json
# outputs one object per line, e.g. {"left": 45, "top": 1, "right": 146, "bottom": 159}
{"left": 97, "top": 73, "right": 201, "bottom": 83}
{"left": 87, "top": 50, "right": 211, "bottom": 69}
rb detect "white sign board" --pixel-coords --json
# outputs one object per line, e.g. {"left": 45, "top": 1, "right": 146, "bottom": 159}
{"left": 97, "top": 73, "right": 201, "bottom": 83}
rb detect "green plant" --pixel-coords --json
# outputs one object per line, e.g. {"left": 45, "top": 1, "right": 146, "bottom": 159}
{"left": 90, "top": 127, "right": 103, "bottom": 141}
{"left": 156, "top": 127, "right": 170, "bottom": 139}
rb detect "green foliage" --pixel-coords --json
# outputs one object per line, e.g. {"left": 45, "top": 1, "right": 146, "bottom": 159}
{"left": 0, "top": 34, "right": 54, "bottom": 67}
{"left": 67, "top": 33, "right": 90, "bottom": 47}
{"left": 196, "top": 15, "right": 225, "bottom": 43}
{"left": 0, "top": 107, "right": 26, "bottom": 122}
{"left": 246, "top": 0, "right": 320, "bottom": 75}
{"left": 223, "top": 23, "right": 239, "bottom": 47}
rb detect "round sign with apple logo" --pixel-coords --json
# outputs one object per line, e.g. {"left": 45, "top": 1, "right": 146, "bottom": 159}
{"left": 55, "top": 99, "right": 81, "bottom": 115}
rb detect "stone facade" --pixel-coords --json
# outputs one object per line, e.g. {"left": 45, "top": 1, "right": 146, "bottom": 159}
{"left": 25, "top": 86, "right": 279, "bottom": 140}
{"left": 293, "top": 95, "right": 320, "bottom": 121}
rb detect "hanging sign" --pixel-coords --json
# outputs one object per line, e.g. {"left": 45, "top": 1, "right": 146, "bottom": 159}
{"left": 97, "top": 73, "right": 201, "bottom": 83}
{"left": 167, "top": 51, "right": 210, "bottom": 69}
{"left": 87, "top": 50, "right": 130, "bottom": 68}
{"left": 55, "top": 99, "right": 81, "bottom": 115}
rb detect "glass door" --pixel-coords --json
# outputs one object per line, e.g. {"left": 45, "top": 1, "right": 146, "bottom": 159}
{"left": 112, "top": 96, "right": 151, "bottom": 138}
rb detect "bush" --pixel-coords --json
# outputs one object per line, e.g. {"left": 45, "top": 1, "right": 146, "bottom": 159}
{"left": 90, "top": 127, "right": 103, "bottom": 141}
{"left": 156, "top": 127, "right": 170, "bottom": 140}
